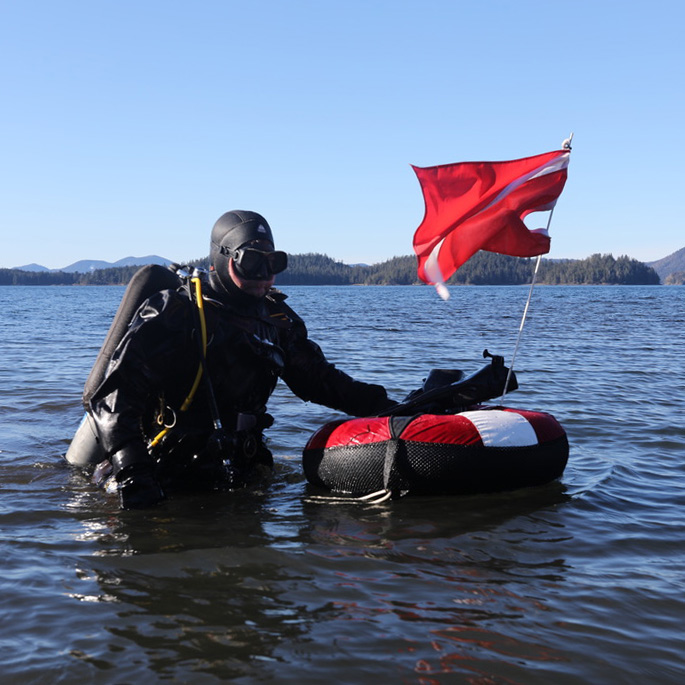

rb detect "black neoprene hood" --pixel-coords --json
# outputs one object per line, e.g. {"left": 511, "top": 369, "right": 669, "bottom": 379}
{"left": 209, "top": 210, "right": 276, "bottom": 297}
{"left": 210, "top": 210, "right": 275, "bottom": 256}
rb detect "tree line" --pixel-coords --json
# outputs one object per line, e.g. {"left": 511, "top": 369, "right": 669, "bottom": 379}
{"left": 0, "top": 265, "right": 143, "bottom": 286}
{"left": 0, "top": 251, "right": 662, "bottom": 286}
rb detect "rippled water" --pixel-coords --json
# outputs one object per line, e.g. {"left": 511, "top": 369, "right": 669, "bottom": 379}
{"left": 1, "top": 284, "right": 683, "bottom": 683}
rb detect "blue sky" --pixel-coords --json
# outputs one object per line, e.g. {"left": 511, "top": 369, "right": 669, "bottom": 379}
{"left": 1, "top": 0, "right": 683, "bottom": 269}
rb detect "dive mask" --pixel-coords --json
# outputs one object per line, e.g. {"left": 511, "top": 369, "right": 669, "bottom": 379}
{"left": 224, "top": 246, "right": 288, "bottom": 280}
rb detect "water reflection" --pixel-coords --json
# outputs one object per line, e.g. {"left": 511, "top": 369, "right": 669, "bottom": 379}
{"left": 79, "top": 556, "right": 317, "bottom": 681}
{"left": 64, "top": 467, "right": 575, "bottom": 682}
{"left": 292, "top": 486, "right": 575, "bottom": 682}
{"left": 65, "top": 488, "right": 317, "bottom": 680}
{"left": 296, "top": 493, "right": 575, "bottom": 682}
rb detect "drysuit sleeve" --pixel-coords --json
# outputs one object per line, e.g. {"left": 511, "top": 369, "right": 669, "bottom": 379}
{"left": 89, "top": 289, "right": 194, "bottom": 457}
{"left": 279, "top": 314, "right": 396, "bottom": 417}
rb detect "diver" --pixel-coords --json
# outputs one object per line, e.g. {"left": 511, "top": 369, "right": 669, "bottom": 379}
{"left": 85, "top": 210, "right": 396, "bottom": 509}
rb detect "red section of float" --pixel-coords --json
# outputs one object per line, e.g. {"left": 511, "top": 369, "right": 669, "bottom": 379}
{"left": 306, "top": 417, "right": 392, "bottom": 450}
{"left": 399, "top": 413, "right": 483, "bottom": 446}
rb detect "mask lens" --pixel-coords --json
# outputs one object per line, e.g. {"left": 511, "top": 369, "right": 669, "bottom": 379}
{"left": 237, "top": 249, "right": 264, "bottom": 276}
{"left": 267, "top": 251, "right": 288, "bottom": 275}
{"left": 233, "top": 248, "right": 288, "bottom": 279}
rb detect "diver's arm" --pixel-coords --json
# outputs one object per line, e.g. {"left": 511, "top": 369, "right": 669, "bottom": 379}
{"left": 280, "top": 319, "right": 395, "bottom": 417}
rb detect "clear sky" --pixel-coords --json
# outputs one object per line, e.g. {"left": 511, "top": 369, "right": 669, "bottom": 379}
{"left": 1, "top": 0, "right": 683, "bottom": 269}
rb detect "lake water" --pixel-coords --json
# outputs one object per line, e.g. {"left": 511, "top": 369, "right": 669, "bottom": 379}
{"left": 1, "top": 284, "right": 683, "bottom": 683}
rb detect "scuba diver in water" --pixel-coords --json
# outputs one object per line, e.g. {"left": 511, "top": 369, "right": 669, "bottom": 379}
{"left": 84, "top": 210, "right": 396, "bottom": 509}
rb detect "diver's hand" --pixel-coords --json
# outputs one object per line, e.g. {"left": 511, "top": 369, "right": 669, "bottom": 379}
{"left": 111, "top": 444, "right": 164, "bottom": 509}
{"left": 115, "top": 464, "right": 165, "bottom": 509}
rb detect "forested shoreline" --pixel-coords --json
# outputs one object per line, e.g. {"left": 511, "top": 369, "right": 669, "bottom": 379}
{"left": 0, "top": 251, "right": 664, "bottom": 286}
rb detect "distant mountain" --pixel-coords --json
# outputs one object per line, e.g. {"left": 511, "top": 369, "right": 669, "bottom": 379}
{"left": 647, "top": 247, "right": 685, "bottom": 281}
{"left": 12, "top": 255, "right": 173, "bottom": 273}
{"left": 59, "top": 259, "right": 115, "bottom": 273}
{"left": 12, "top": 262, "right": 51, "bottom": 272}
{"left": 110, "top": 255, "right": 174, "bottom": 269}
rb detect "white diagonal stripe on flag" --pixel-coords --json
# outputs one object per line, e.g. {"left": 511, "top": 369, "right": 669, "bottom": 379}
{"left": 480, "top": 151, "right": 570, "bottom": 215}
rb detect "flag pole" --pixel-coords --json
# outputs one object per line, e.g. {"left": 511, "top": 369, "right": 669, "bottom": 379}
{"left": 500, "top": 133, "right": 572, "bottom": 401}
{"left": 500, "top": 211, "right": 553, "bottom": 401}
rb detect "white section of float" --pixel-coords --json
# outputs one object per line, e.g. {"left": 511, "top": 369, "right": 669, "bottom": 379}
{"left": 461, "top": 409, "right": 538, "bottom": 447}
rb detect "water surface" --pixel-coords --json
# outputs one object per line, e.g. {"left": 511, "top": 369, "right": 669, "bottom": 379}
{"left": 1, "top": 284, "right": 683, "bottom": 683}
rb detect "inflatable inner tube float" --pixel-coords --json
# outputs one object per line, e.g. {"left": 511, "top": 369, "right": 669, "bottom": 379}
{"left": 303, "top": 406, "right": 569, "bottom": 497}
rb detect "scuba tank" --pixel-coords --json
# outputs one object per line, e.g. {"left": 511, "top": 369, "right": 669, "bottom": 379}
{"left": 65, "top": 264, "right": 183, "bottom": 466}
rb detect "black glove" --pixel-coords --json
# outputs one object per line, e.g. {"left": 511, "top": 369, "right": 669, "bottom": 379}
{"left": 111, "top": 443, "right": 164, "bottom": 510}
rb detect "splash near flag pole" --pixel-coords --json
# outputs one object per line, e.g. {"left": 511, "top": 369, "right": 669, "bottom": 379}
{"left": 412, "top": 143, "right": 571, "bottom": 299}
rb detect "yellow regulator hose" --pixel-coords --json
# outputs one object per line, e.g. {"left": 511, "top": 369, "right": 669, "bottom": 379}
{"left": 149, "top": 276, "right": 207, "bottom": 448}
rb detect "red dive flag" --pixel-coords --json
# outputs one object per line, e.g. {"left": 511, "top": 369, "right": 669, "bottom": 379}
{"left": 412, "top": 148, "right": 570, "bottom": 298}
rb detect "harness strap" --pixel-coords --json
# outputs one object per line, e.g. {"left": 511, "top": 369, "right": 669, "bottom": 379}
{"left": 149, "top": 276, "right": 207, "bottom": 448}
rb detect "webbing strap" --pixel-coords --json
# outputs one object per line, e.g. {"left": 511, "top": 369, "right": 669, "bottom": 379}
{"left": 149, "top": 277, "right": 207, "bottom": 448}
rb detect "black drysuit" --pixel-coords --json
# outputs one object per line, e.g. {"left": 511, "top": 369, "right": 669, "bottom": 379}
{"left": 89, "top": 283, "right": 393, "bottom": 500}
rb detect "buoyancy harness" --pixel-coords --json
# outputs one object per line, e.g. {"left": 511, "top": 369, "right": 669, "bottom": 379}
{"left": 146, "top": 268, "right": 273, "bottom": 489}
{"left": 148, "top": 269, "right": 209, "bottom": 449}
